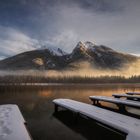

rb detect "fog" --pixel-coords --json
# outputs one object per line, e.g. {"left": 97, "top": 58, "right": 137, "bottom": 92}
{"left": 0, "top": 60, "right": 139, "bottom": 78}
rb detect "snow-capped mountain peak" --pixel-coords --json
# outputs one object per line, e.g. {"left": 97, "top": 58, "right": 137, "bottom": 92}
{"left": 75, "top": 41, "right": 86, "bottom": 49}
{"left": 83, "top": 41, "right": 114, "bottom": 53}
{"left": 84, "top": 41, "right": 96, "bottom": 48}
{"left": 41, "top": 45, "right": 67, "bottom": 56}
{"left": 47, "top": 46, "right": 67, "bottom": 56}
{"left": 72, "top": 41, "right": 87, "bottom": 54}
{"left": 0, "top": 40, "right": 138, "bottom": 70}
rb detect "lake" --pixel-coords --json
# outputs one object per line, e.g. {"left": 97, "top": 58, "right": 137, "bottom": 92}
{"left": 0, "top": 83, "right": 140, "bottom": 140}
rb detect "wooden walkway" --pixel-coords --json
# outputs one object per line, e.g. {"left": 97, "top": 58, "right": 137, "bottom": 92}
{"left": 89, "top": 96, "right": 140, "bottom": 112}
{"left": 112, "top": 94, "right": 140, "bottom": 101}
{"left": 126, "top": 92, "right": 140, "bottom": 95}
{"left": 53, "top": 99, "right": 140, "bottom": 140}
{"left": 0, "top": 104, "right": 32, "bottom": 140}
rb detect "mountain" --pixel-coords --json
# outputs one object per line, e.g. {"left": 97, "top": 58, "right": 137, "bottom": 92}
{"left": 0, "top": 41, "right": 139, "bottom": 70}
{"left": 67, "top": 41, "right": 138, "bottom": 69}
{"left": 0, "top": 47, "right": 68, "bottom": 70}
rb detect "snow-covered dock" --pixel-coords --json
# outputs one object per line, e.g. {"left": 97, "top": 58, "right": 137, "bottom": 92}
{"left": 112, "top": 94, "right": 140, "bottom": 101}
{"left": 0, "top": 104, "right": 31, "bottom": 140}
{"left": 89, "top": 96, "right": 140, "bottom": 111}
{"left": 53, "top": 99, "right": 140, "bottom": 140}
{"left": 126, "top": 92, "right": 140, "bottom": 95}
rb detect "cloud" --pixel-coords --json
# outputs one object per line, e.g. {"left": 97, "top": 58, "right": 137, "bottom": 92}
{"left": 131, "top": 53, "right": 140, "bottom": 57}
{"left": 0, "top": 56, "right": 6, "bottom": 60}
{"left": 42, "top": 0, "right": 140, "bottom": 53}
{"left": 44, "top": 30, "right": 78, "bottom": 52}
{"left": 29, "top": 0, "right": 140, "bottom": 54}
{"left": 0, "top": 26, "right": 40, "bottom": 58}
{"left": 0, "top": 0, "right": 140, "bottom": 59}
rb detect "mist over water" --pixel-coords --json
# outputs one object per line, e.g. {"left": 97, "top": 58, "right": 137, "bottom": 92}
{"left": 0, "top": 60, "right": 139, "bottom": 78}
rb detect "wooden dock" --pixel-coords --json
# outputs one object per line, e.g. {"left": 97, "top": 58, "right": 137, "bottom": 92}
{"left": 53, "top": 99, "right": 140, "bottom": 140}
{"left": 112, "top": 94, "right": 140, "bottom": 101}
{"left": 126, "top": 92, "right": 140, "bottom": 95}
{"left": 89, "top": 96, "right": 140, "bottom": 112}
{"left": 0, "top": 104, "right": 32, "bottom": 140}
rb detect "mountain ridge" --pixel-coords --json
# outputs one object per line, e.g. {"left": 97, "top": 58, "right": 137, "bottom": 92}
{"left": 0, "top": 41, "right": 139, "bottom": 70}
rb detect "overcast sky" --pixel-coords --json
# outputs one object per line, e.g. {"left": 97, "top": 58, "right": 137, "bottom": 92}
{"left": 0, "top": 0, "right": 140, "bottom": 59}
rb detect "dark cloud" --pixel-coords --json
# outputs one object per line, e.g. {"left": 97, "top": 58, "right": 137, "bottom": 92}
{"left": 0, "top": 0, "right": 123, "bottom": 26}
{"left": 0, "top": 0, "right": 140, "bottom": 59}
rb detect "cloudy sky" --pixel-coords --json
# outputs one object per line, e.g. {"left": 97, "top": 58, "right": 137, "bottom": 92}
{"left": 0, "top": 0, "right": 140, "bottom": 59}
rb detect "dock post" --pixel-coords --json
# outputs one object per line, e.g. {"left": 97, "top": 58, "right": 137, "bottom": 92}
{"left": 96, "top": 100, "right": 99, "bottom": 105}
{"left": 54, "top": 104, "right": 59, "bottom": 112}
{"left": 73, "top": 112, "right": 79, "bottom": 124}
{"left": 114, "top": 96, "right": 120, "bottom": 99}
{"left": 92, "top": 99, "right": 96, "bottom": 105}
{"left": 92, "top": 100, "right": 100, "bottom": 106}
{"left": 118, "top": 104, "right": 127, "bottom": 113}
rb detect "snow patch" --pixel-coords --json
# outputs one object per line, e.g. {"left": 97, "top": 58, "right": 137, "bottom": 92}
{"left": 84, "top": 41, "right": 98, "bottom": 52}
{"left": 40, "top": 45, "right": 67, "bottom": 56}
{"left": 95, "top": 52, "right": 102, "bottom": 57}
{"left": 0, "top": 106, "right": 12, "bottom": 139}
{"left": 0, "top": 105, "right": 31, "bottom": 140}
{"left": 47, "top": 46, "right": 67, "bottom": 56}
{"left": 84, "top": 41, "right": 96, "bottom": 48}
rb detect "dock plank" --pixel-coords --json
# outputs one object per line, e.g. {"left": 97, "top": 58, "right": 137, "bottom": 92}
{"left": 89, "top": 96, "right": 140, "bottom": 109}
{"left": 126, "top": 92, "right": 140, "bottom": 95}
{"left": 0, "top": 104, "right": 31, "bottom": 140}
{"left": 112, "top": 94, "right": 140, "bottom": 101}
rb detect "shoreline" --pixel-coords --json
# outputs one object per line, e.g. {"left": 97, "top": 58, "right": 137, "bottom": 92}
{"left": 0, "top": 83, "right": 140, "bottom": 86}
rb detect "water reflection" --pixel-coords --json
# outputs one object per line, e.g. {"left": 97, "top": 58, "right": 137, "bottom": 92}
{"left": 0, "top": 84, "right": 140, "bottom": 140}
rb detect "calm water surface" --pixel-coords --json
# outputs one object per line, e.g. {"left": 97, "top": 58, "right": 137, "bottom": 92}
{"left": 0, "top": 83, "right": 140, "bottom": 140}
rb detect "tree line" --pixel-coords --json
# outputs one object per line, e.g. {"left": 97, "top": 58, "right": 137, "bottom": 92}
{"left": 0, "top": 75, "right": 140, "bottom": 84}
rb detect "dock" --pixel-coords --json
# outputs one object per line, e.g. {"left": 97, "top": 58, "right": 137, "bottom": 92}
{"left": 0, "top": 104, "right": 32, "bottom": 140}
{"left": 126, "top": 92, "right": 140, "bottom": 95}
{"left": 89, "top": 96, "right": 140, "bottom": 112}
{"left": 53, "top": 99, "right": 140, "bottom": 140}
{"left": 112, "top": 94, "right": 140, "bottom": 101}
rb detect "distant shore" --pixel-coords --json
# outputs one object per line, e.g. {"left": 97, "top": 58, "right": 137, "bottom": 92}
{"left": 0, "top": 75, "right": 140, "bottom": 84}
